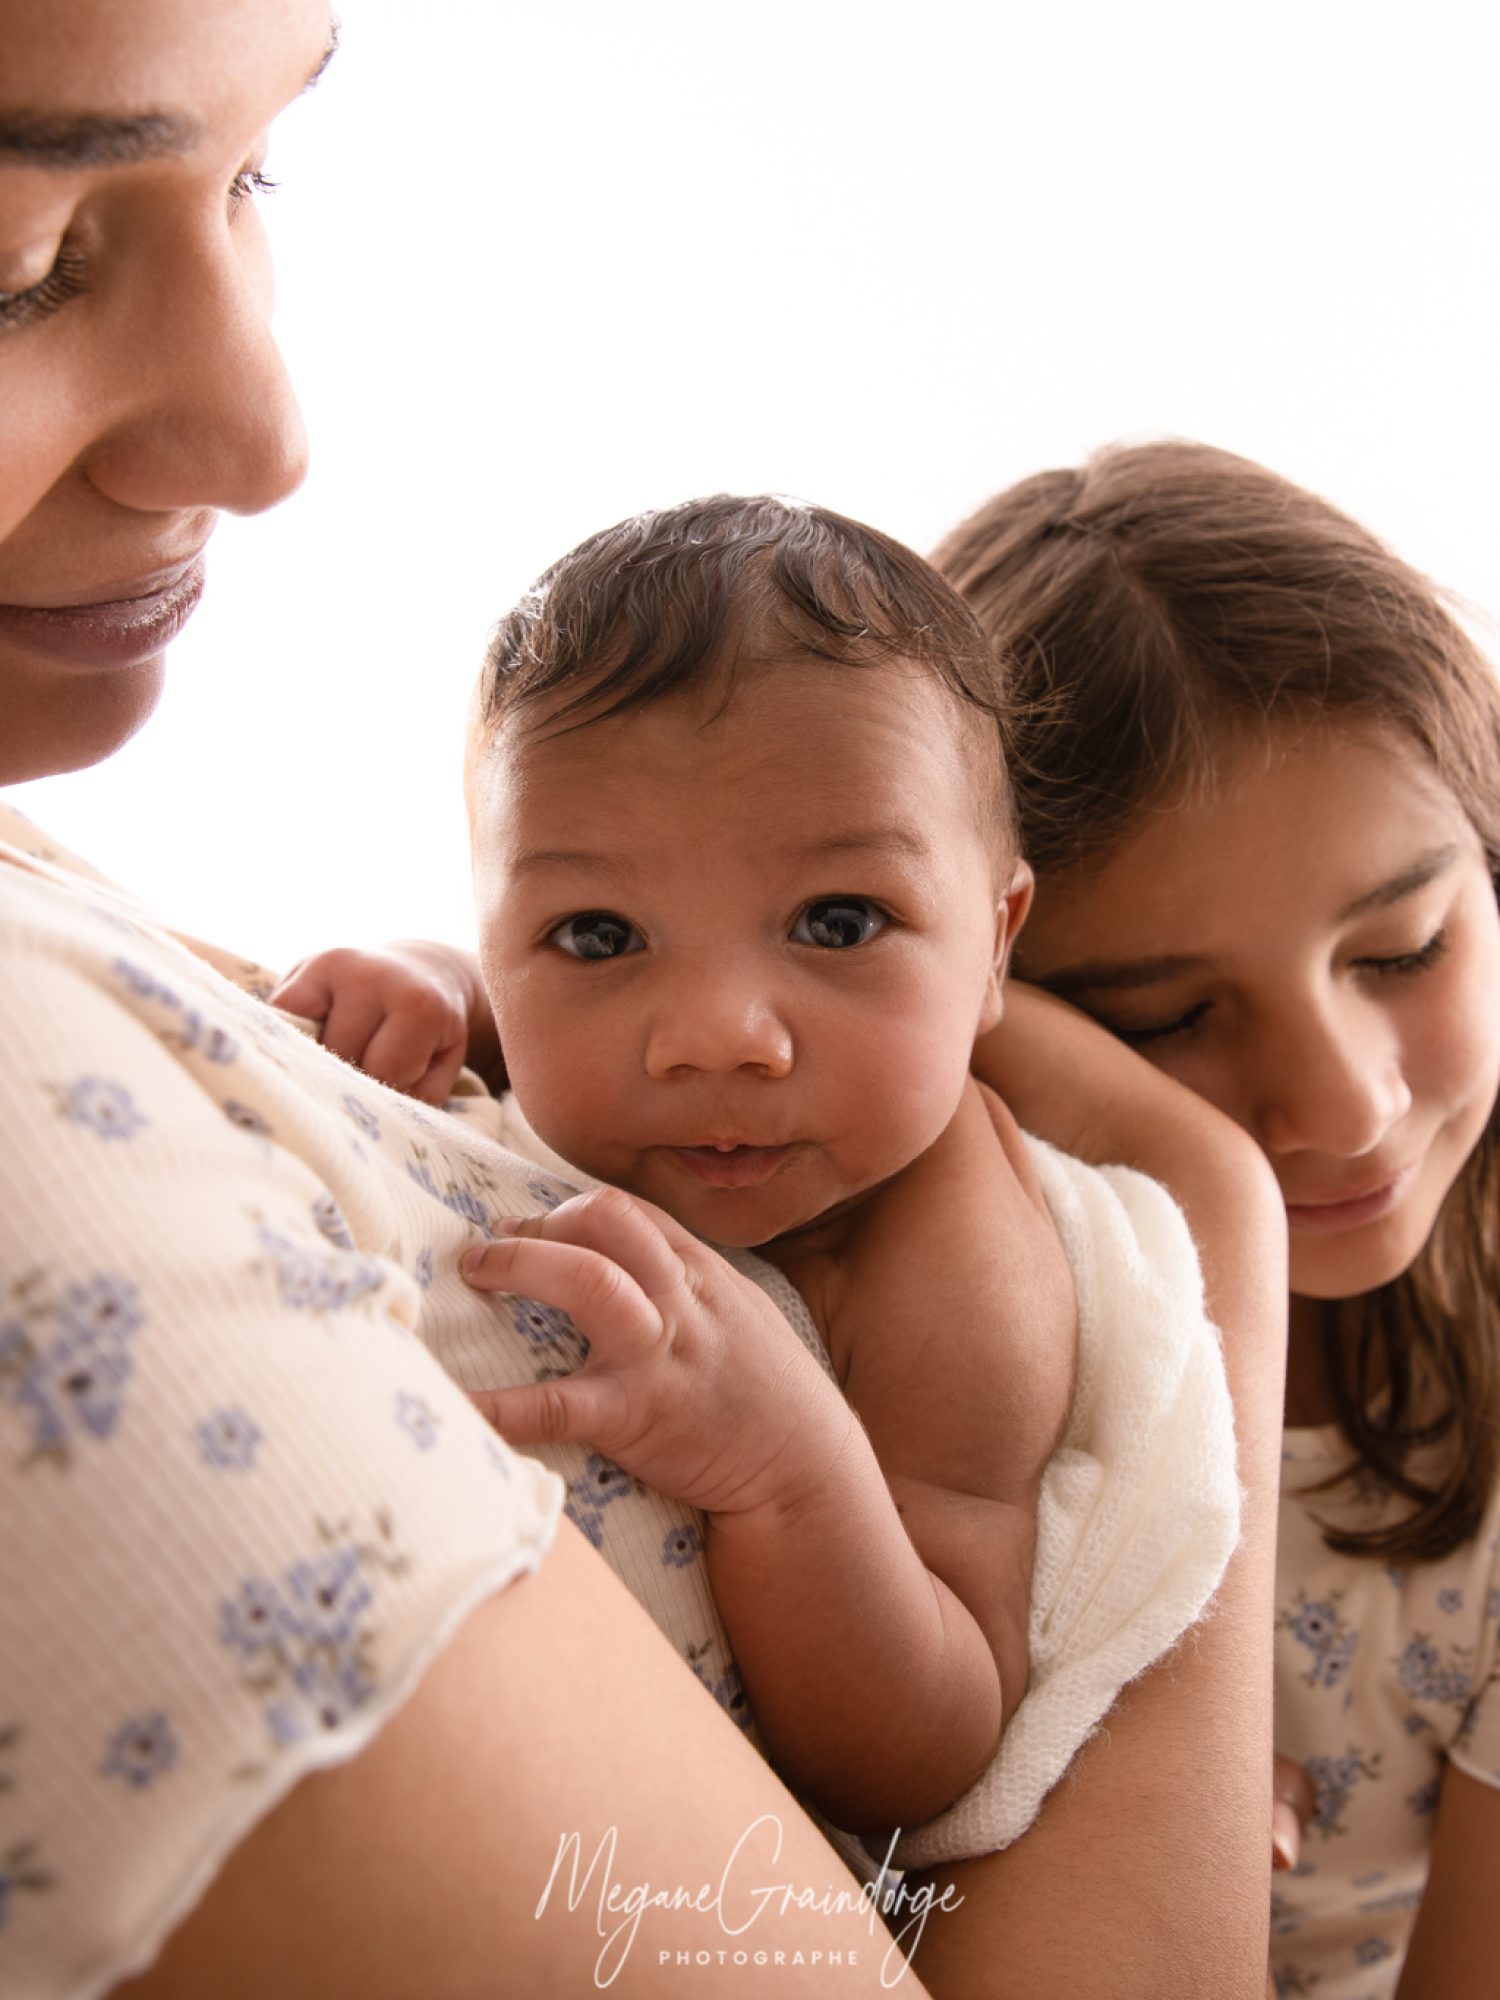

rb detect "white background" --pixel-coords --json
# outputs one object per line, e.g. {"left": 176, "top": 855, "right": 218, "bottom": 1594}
{"left": 13, "top": 0, "right": 1499, "bottom": 973}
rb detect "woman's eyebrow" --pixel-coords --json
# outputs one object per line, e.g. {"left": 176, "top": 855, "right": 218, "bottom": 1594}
{"left": 0, "top": 23, "right": 339, "bottom": 169}
{"left": 1338, "top": 844, "right": 1460, "bottom": 922}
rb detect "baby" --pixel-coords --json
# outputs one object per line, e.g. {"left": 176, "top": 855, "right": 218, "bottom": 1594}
{"left": 280, "top": 496, "right": 1082, "bottom": 1838}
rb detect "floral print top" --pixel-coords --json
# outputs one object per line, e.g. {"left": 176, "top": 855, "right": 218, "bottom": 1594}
{"left": 1269, "top": 1424, "right": 1500, "bottom": 1998}
{"left": 0, "top": 809, "right": 583, "bottom": 1999}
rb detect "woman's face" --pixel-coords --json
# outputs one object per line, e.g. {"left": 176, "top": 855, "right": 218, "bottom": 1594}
{"left": 0, "top": 0, "right": 332, "bottom": 783}
{"left": 1019, "top": 721, "right": 1500, "bottom": 1304}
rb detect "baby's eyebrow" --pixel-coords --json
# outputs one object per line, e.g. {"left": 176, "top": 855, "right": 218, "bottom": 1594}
{"left": 786, "top": 828, "right": 933, "bottom": 862}
{"left": 510, "top": 848, "right": 622, "bottom": 876}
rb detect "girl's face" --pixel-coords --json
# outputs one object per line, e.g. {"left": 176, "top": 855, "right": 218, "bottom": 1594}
{"left": 1019, "top": 721, "right": 1500, "bottom": 1303}
{"left": 0, "top": 0, "right": 330, "bottom": 783}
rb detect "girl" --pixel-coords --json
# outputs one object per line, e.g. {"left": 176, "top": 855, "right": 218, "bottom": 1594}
{"left": 939, "top": 439, "right": 1500, "bottom": 1999}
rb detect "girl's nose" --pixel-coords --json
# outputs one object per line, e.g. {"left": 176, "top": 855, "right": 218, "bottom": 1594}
{"left": 1252, "top": 1000, "right": 1412, "bottom": 1162}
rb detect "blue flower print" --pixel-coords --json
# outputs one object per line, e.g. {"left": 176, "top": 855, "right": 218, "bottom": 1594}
{"left": 2, "top": 1274, "right": 144, "bottom": 1458}
{"left": 1278, "top": 1590, "right": 1358, "bottom": 1691}
{"left": 1353, "top": 1936, "right": 1394, "bottom": 1968}
{"left": 575, "top": 1453, "right": 632, "bottom": 1509}
{"left": 56, "top": 1076, "right": 147, "bottom": 1140}
{"left": 220, "top": 1576, "right": 286, "bottom": 1662}
{"left": 56, "top": 1275, "right": 144, "bottom": 1345}
{"left": 342, "top": 1095, "right": 381, "bottom": 1143}
{"left": 711, "top": 1664, "right": 753, "bottom": 1733}
{"left": 1305, "top": 1748, "right": 1382, "bottom": 1837}
{"left": 223, "top": 1099, "right": 273, "bottom": 1138}
{"left": 0, "top": 1839, "right": 55, "bottom": 1930}
{"left": 662, "top": 1523, "right": 705, "bottom": 1569}
{"left": 414, "top": 1248, "right": 434, "bottom": 1291}
{"left": 101, "top": 1712, "right": 177, "bottom": 1790}
{"left": 1488, "top": 1587, "right": 1500, "bottom": 1621}
{"left": 195, "top": 1406, "right": 263, "bottom": 1470}
{"left": 255, "top": 1223, "right": 384, "bottom": 1315}
{"left": 311, "top": 1194, "right": 356, "bottom": 1250}
{"left": 280, "top": 1548, "right": 375, "bottom": 1646}
{"left": 483, "top": 1434, "right": 512, "bottom": 1480}
{"left": 405, "top": 1155, "right": 490, "bottom": 1229}
{"left": 1436, "top": 1587, "right": 1464, "bottom": 1615}
{"left": 395, "top": 1391, "right": 440, "bottom": 1452}
{"left": 526, "top": 1176, "right": 579, "bottom": 1212}
{"left": 220, "top": 1519, "right": 410, "bottom": 1757}
{"left": 511, "top": 1294, "right": 589, "bottom": 1370}
{"left": 1395, "top": 1632, "right": 1473, "bottom": 1708}
{"left": 1406, "top": 1777, "right": 1440, "bottom": 1817}
{"left": 564, "top": 1497, "right": 606, "bottom": 1548}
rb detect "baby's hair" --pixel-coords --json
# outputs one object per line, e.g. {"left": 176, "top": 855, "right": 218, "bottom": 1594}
{"left": 472, "top": 494, "right": 1019, "bottom": 853}
{"left": 935, "top": 439, "right": 1500, "bottom": 1564}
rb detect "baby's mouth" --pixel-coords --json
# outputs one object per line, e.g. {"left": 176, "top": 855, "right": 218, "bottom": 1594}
{"left": 665, "top": 1143, "right": 796, "bottom": 1190}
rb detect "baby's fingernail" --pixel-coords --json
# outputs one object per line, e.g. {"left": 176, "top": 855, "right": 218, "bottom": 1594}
{"left": 460, "top": 1247, "right": 486, "bottom": 1275}
{"left": 493, "top": 1217, "right": 528, "bottom": 1235}
{"left": 1271, "top": 1804, "right": 1300, "bottom": 1871}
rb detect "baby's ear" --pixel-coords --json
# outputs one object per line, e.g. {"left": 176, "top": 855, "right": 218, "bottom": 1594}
{"left": 979, "top": 858, "right": 1035, "bottom": 1031}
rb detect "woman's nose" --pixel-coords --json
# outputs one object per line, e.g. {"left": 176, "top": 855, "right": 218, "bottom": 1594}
{"left": 1252, "top": 1001, "right": 1412, "bottom": 1162}
{"left": 82, "top": 210, "right": 308, "bottom": 519}
{"left": 642, "top": 969, "right": 794, "bottom": 1081}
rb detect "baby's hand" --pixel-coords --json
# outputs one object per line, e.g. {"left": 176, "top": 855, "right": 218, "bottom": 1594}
{"left": 270, "top": 944, "right": 471, "bottom": 1105}
{"left": 462, "top": 1186, "right": 854, "bottom": 1519}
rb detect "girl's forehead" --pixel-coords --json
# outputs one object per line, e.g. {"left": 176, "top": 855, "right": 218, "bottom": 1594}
{"left": 1026, "top": 719, "right": 1478, "bottom": 960}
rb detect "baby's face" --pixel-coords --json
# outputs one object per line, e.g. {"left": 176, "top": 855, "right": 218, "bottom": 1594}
{"left": 471, "top": 660, "right": 1025, "bottom": 1248}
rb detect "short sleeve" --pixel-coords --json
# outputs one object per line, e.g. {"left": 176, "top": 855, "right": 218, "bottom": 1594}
{"left": 1444, "top": 1521, "right": 1500, "bottom": 1790}
{"left": 0, "top": 911, "right": 563, "bottom": 1999}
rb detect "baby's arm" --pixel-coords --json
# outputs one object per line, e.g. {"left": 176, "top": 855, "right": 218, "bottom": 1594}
{"left": 461, "top": 1147, "right": 1070, "bottom": 1837}
{"left": 759, "top": 1075, "right": 1077, "bottom": 1819}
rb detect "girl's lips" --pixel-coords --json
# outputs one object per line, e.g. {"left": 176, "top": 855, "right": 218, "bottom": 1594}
{"left": 665, "top": 1143, "right": 796, "bottom": 1190}
{"left": 0, "top": 557, "right": 207, "bottom": 669}
{"left": 1284, "top": 1164, "right": 1417, "bottom": 1236}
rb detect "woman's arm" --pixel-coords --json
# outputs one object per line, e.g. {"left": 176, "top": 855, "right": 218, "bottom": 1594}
{"left": 917, "top": 984, "right": 1289, "bottom": 1997}
{"left": 112, "top": 1521, "right": 933, "bottom": 1999}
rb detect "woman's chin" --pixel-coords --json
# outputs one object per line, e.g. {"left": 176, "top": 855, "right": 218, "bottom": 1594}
{"left": 1, "top": 656, "right": 166, "bottom": 784}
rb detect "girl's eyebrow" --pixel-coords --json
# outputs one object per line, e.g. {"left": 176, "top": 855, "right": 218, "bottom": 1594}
{"left": 1337, "top": 844, "right": 1460, "bottom": 922}
{"left": 0, "top": 23, "right": 339, "bottom": 168}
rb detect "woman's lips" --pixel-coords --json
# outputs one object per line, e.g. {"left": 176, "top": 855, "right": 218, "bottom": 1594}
{"left": 0, "top": 557, "right": 207, "bottom": 669}
{"left": 665, "top": 1143, "right": 796, "bottom": 1190}
{"left": 1284, "top": 1164, "right": 1417, "bottom": 1236}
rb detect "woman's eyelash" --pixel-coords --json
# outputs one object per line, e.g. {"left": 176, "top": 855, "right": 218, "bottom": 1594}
{"left": 229, "top": 167, "right": 279, "bottom": 208}
{"left": 1358, "top": 929, "right": 1449, "bottom": 977}
{"left": 0, "top": 167, "right": 276, "bottom": 334}
{"left": 0, "top": 241, "right": 89, "bottom": 331}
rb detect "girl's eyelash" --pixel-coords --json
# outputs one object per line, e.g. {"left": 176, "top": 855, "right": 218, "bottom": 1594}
{"left": 1111, "top": 1001, "right": 1211, "bottom": 1047}
{"left": 0, "top": 166, "right": 276, "bottom": 335}
{"left": 1358, "top": 928, "right": 1449, "bottom": 977}
{"left": 0, "top": 241, "right": 89, "bottom": 331}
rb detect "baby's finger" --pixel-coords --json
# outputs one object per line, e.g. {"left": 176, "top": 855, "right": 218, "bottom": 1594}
{"left": 500, "top": 1185, "right": 697, "bottom": 1311}
{"left": 1272, "top": 1753, "right": 1316, "bottom": 1870}
{"left": 462, "top": 1233, "right": 664, "bottom": 1360}
{"left": 411, "top": 1037, "right": 470, "bottom": 1107}
{"left": 267, "top": 958, "right": 333, "bottom": 1023}
{"left": 319, "top": 984, "right": 389, "bottom": 1070}
{"left": 468, "top": 1375, "right": 630, "bottom": 1450}
{"left": 361, "top": 1011, "right": 453, "bottom": 1095}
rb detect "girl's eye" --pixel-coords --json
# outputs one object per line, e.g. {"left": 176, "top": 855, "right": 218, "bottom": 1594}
{"left": 791, "top": 898, "right": 888, "bottom": 950}
{"left": 1356, "top": 928, "right": 1449, "bottom": 978}
{"left": 1107, "top": 1000, "right": 1212, "bottom": 1047}
{"left": 0, "top": 241, "right": 88, "bottom": 331}
{"left": 548, "top": 911, "right": 644, "bottom": 961}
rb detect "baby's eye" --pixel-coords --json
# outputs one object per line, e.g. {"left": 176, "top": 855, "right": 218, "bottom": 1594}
{"left": 791, "top": 898, "right": 888, "bottom": 950}
{"left": 548, "top": 911, "right": 644, "bottom": 961}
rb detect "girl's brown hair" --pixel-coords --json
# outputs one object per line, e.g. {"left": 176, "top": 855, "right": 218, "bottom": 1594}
{"left": 935, "top": 439, "right": 1500, "bottom": 1562}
